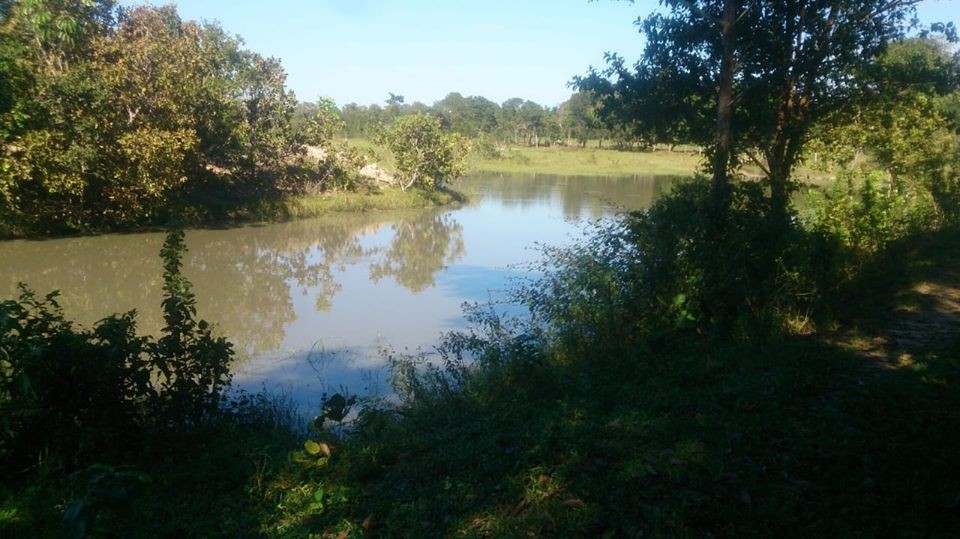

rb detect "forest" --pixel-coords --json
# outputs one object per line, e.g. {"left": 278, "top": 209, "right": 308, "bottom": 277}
{"left": 2, "top": 0, "right": 960, "bottom": 537}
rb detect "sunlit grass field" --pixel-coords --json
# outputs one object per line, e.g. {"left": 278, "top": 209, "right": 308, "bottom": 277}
{"left": 346, "top": 138, "right": 833, "bottom": 184}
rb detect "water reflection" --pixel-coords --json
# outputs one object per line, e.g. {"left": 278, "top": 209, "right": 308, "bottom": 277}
{"left": 461, "top": 172, "right": 679, "bottom": 218}
{"left": 370, "top": 213, "right": 465, "bottom": 292}
{"left": 0, "top": 208, "right": 466, "bottom": 356}
{"left": 0, "top": 173, "right": 682, "bottom": 407}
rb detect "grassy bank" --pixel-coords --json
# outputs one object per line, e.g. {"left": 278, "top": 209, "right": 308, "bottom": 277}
{"left": 0, "top": 187, "right": 462, "bottom": 239}
{"left": 346, "top": 137, "right": 835, "bottom": 183}
{"left": 472, "top": 145, "right": 704, "bottom": 176}
{"left": 2, "top": 231, "right": 958, "bottom": 537}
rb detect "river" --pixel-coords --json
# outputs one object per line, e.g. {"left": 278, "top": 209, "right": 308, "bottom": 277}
{"left": 0, "top": 172, "right": 678, "bottom": 412}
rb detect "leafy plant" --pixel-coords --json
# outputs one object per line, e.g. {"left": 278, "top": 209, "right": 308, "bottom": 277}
{"left": 376, "top": 113, "right": 471, "bottom": 191}
{"left": 0, "top": 229, "right": 234, "bottom": 470}
{"left": 151, "top": 229, "right": 233, "bottom": 427}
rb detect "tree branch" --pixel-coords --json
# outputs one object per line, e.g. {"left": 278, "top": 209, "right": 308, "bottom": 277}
{"left": 744, "top": 148, "right": 771, "bottom": 177}
{"left": 736, "top": 1, "right": 753, "bottom": 24}
{"left": 675, "top": 0, "right": 721, "bottom": 26}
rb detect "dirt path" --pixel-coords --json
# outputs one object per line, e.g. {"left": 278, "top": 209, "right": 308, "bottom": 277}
{"left": 835, "top": 233, "right": 960, "bottom": 371}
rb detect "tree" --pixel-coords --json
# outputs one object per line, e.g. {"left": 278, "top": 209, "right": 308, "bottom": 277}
{"left": 576, "top": 0, "right": 929, "bottom": 335}
{"left": 498, "top": 97, "right": 526, "bottom": 143}
{"left": 302, "top": 96, "right": 344, "bottom": 146}
{"left": 578, "top": 0, "right": 924, "bottom": 229}
{"left": 237, "top": 54, "right": 298, "bottom": 189}
{"left": 561, "top": 91, "right": 600, "bottom": 147}
{"left": 809, "top": 37, "right": 960, "bottom": 219}
{"left": 376, "top": 113, "right": 470, "bottom": 191}
{"left": 0, "top": 2, "right": 307, "bottom": 233}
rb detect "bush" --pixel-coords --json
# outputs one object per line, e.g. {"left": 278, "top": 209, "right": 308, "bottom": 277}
{"left": 0, "top": 230, "right": 233, "bottom": 472}
{"left": 804, "top": 168, "right": 937, "bottom": 255}
{"left": 515, "top": 177, "right": 848, "bottom": 346}
{"left": 0, "top": 288, "right": 151, "bottom": 468}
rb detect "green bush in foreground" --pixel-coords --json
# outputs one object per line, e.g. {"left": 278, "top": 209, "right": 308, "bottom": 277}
{"left": 0, "top": 230, "right": 232, "bottom": 472}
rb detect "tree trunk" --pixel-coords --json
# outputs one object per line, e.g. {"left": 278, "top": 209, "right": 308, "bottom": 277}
{"left": 711, "top": 0, "right": 737, "bottom": 209}
{"left": 703, "top": 0, "right": 739, "bottom": 335}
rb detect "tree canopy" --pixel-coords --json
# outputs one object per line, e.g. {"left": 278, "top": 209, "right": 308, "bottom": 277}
{"left": 576, "top": 0, "right": 935, "bottom": 222}
{"left": 0, "top": 1, "right": 322, "bottom": 234}
{"left": 376, "top": 114, "right": 470, "bottom": 191}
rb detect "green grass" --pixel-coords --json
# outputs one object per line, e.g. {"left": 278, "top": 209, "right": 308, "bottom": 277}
{"left": 281, "top": 187, "right": 464, "bottom": 218}
{"left": 473, "top": 145, "right": 703, "bottom": 177}
{"left": 346, "top": 137, "right": 832, "bottom": 183}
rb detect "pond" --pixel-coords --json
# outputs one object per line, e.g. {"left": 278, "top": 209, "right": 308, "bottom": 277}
{"left": 0, "top": 172, "right": 679, "bottom": 412}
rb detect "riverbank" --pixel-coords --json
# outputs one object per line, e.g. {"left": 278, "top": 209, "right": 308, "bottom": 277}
{"left": 471, "top": 145, "right": 835, "bottom": 185}
{"left": 216, "top": 186, "right": 465, "bottom": 222}
{"left": 256, "top": 226, "right": 960, "bottom": 537}
{"left": 4, "top": 226, "right": 956, "bottom": 537}
{"left": 0, "top": 186, "right": 464, "bottom": 240}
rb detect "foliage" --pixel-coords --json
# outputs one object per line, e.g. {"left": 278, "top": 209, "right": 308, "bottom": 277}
{"left": 560, "top": 91, "right": 601, "bottom": 147}
{"left": 152, "top": 229, "right": 233, "bottom": 426}
{"left": 302, "top": 96, "right": 344, "bottom": 146}
{"left": 803, "top": 168, "right": 937, "bottom": 262}
{"left": 340, "top": 92, "right": 615, "bottom": 149}
{"left": 0, "top": 285, "right": 151, "bottom": 468}
{"left": 525, "top": 178, "right": 835, "bottom": 340}
{"left": 808, "top": 38, "right": 960, "bottom": 222}
{"left": 0, "top": 229, "right": 233, "bottom": 471}
{"left": 257, "top": 226, "right": 960, "bottom": 537}
{"left": 0, "top": 2, "right": 307, "bottom": 236}
{"left": 376, "top": 113, "right": 471, "bottom": 191}
{"left": 576, "top": 0, "right": 923, "bottom": 224}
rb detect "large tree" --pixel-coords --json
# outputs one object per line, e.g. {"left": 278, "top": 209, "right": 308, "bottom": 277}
{"left": 578, "top": 0, "right": 924, "bottom": 228}
{"left": 0, "top": 2, "right": 306, "bottom": 233}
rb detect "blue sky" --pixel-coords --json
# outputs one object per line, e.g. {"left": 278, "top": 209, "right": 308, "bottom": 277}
{"left": 122, "top": 0, "right": 959, "bottom": 107}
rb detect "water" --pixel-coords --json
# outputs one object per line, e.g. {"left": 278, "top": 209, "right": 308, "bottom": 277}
{"left": 0, "top": 172, "right": 678, "bottom": 411}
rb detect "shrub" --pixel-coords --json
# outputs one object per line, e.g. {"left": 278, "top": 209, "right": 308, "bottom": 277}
{"left": 0, "top": 230, "right": 234, "bottom": 472}
{"left": 515, "top": 178, "right": 846, "bottom": 346}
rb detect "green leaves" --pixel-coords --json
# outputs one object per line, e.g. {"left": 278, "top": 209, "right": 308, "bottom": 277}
{"left": 0, "top": 3, "right": 307, "bottom": 235}
{"left": 0, "top": 229, "right": 235, "bottom": 467}
{"left": 377, "top": 113, "right": 471, "bottom": 191}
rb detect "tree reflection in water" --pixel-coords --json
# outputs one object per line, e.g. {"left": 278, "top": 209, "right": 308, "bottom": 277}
{"left": 0, "top": 174, "right": 680, "bottom": 384}
{"left": 0, "top": 208, "right": 466, "bottom": 357}
{"left": 369, "top": 213, "right": 465, "bottom": 292}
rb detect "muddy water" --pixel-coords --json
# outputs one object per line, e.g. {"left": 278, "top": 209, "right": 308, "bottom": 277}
{"left": 0, "top": 172, "right": 679, "bottom": 410}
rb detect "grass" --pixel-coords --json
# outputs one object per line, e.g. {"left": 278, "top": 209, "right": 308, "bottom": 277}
{"left": 280, "top": 187, "right": 464, "bottom": 218}
{"left": 346, "top": 137, "right": 832, "bottom": 184}
{"left": 471, "top": 144, "right": 704, "bottom": 176}
{"left": 344, "top": 136, "right": 704, "bottom": 178}
{"left": 473, "top": 145, "right": 834, "bottom": 184}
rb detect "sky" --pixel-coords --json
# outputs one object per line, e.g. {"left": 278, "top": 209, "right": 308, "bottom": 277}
{"left": 121, "top": 0, "right": 960, "bottom": 108}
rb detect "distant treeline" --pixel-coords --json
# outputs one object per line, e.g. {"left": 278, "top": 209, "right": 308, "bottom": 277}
{"left": 323, "top": 91, "right": 624, "bottom": 150}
